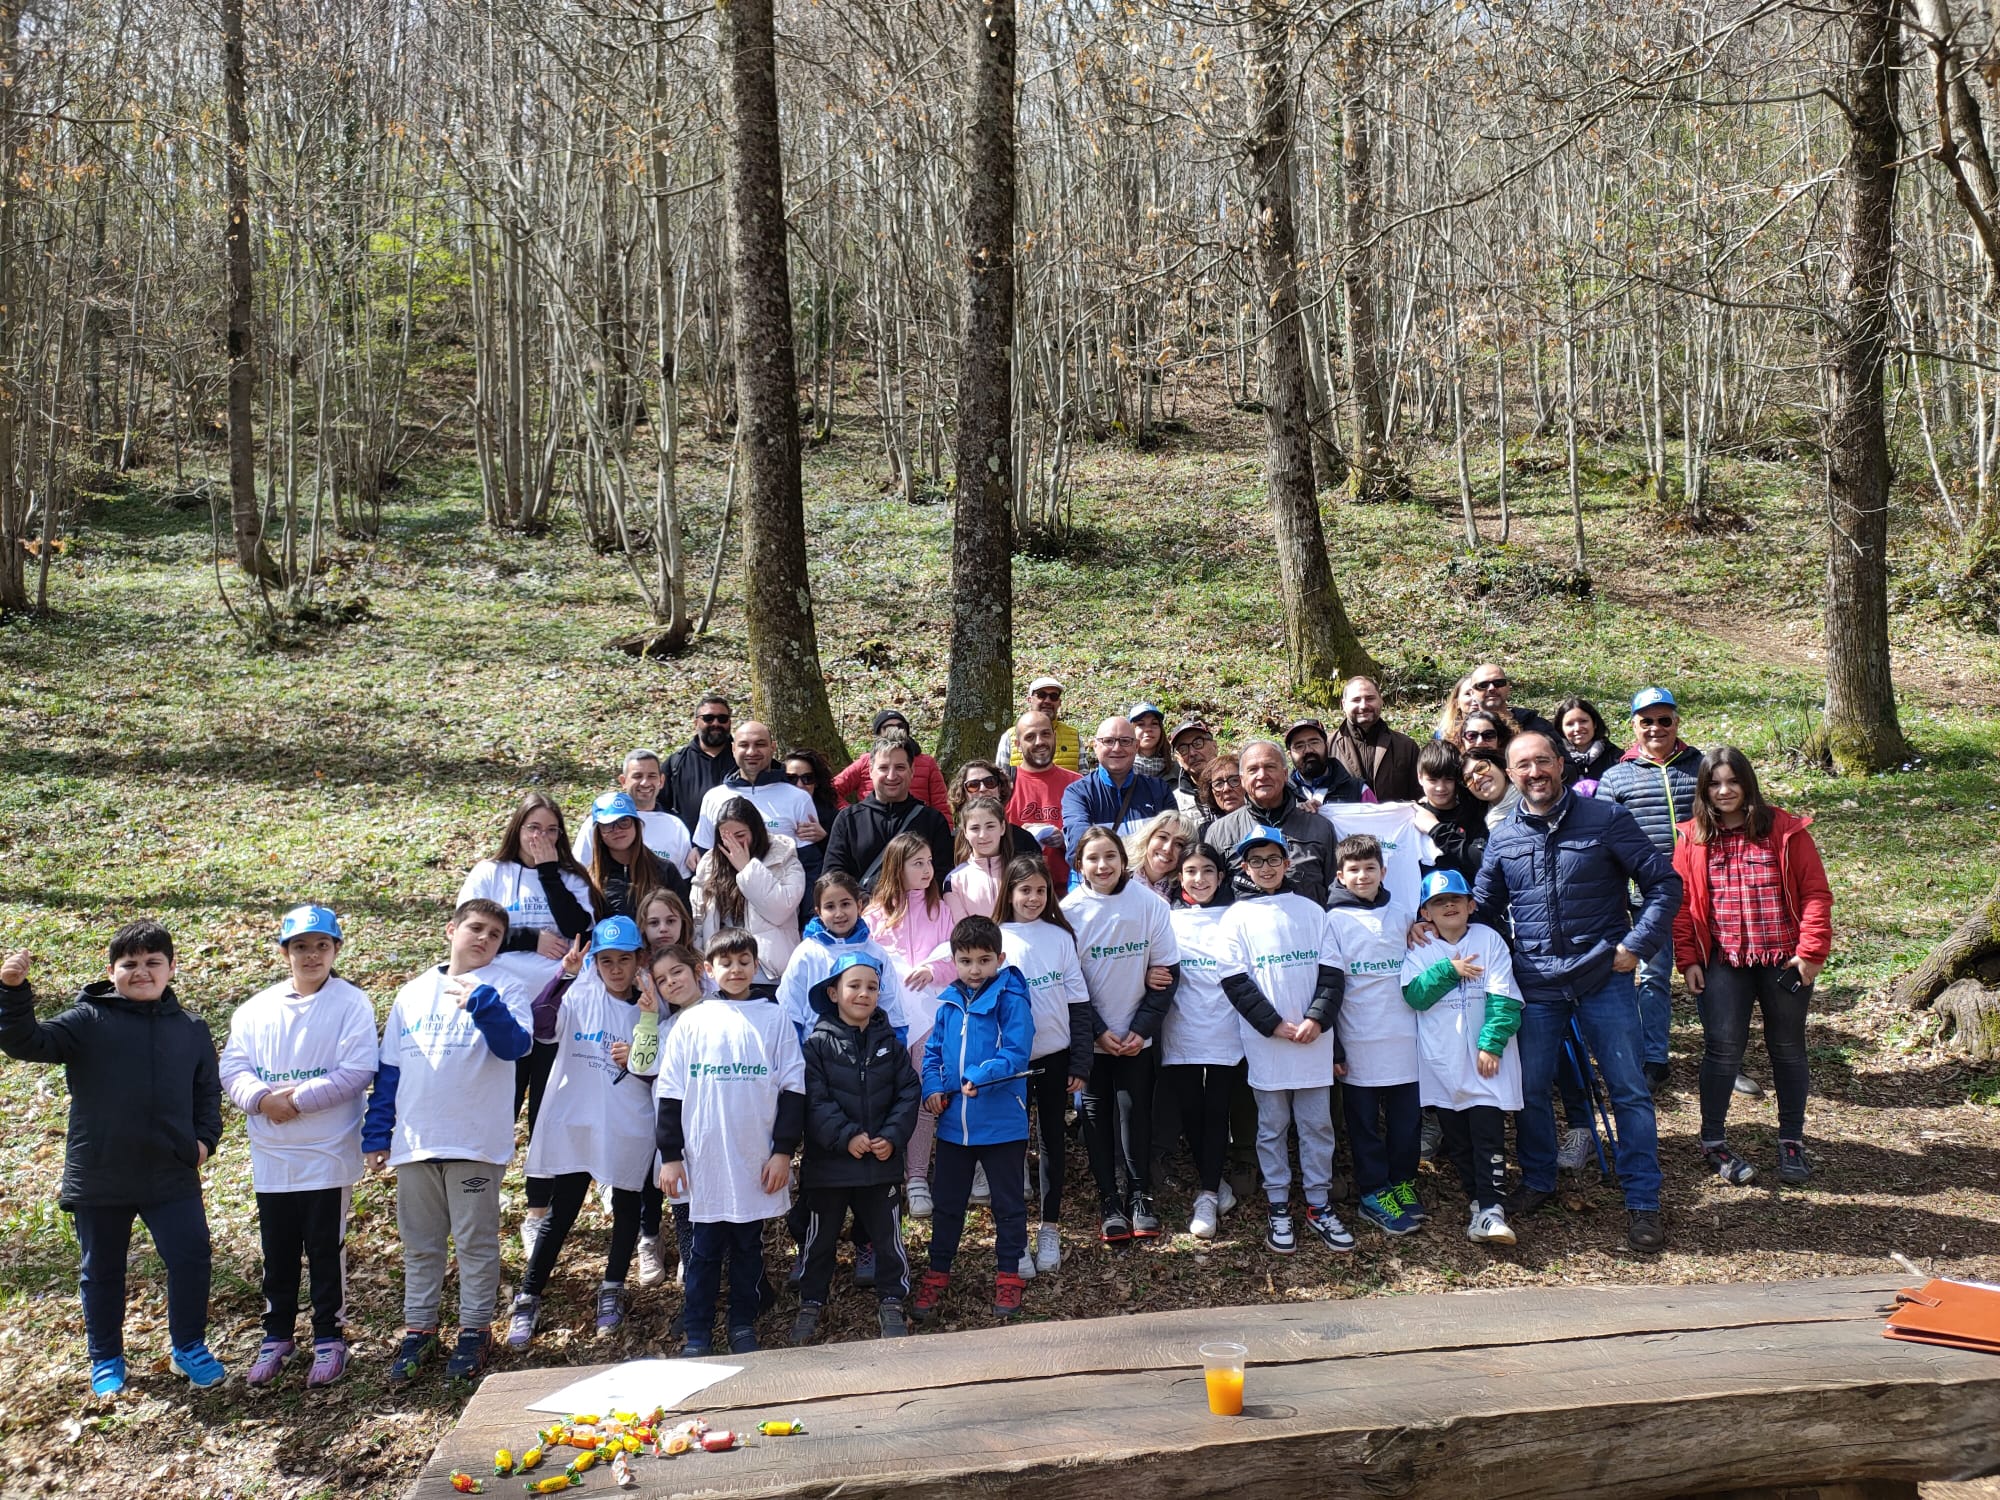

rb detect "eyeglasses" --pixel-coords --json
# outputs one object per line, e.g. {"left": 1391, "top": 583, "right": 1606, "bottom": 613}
{"left": 1098, "top": 735, "right": 1135, "bottom": 747}
{"left": 1210, "top": 774, "right": 1243, "bottom": 789}
{"left": 963, "top": 776, "right": 1001, "bottom": 792}
{"left": 699, "top": 713, "right": 730, "bottom": 724}
{"left": 1637, "top": 714, "right": 1677, "bottom": 728}
{"left": 1471, "top": 677, "right": 1508, "bottom": 692}
{"left": 1243, "top": 852, "right": 1286, "bottom": 870}
{"left": 1175, "top": 732, "right": 1215, "bottom": 748}
{"left": 1462, "top": 728, "right": 1500, "bottom": 744}
{"left": 787, "top": 772, "right": 817, "bottom": 786}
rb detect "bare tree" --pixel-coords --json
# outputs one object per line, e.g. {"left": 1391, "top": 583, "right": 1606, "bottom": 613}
{"left": 223, "top": 0, "right": 277, "bottom": 584}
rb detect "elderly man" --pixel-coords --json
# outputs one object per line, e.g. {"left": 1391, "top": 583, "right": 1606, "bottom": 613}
{"left": 1204, "top": 740, "right": 1339, "bottom": 905}
{"left": 1005, "top": 710, "right": 1081, "bottom": 889}
{"left": 664, "top": 693, "right": 737, "bottom": 835}
{"left": 1597, "top": 687, "right": 1704, "bottom": 1091}
{"left": 1060, "top": 717, "right": 1174, "bottom": 864}
{"left": 1474, "top": 730, "right": 1681, "bottom": 1253}
{"left": 1168, "top": 720, "right": 1216, "bottom": 812}
{"left": 1467, "top": 663, "right": 1557, "bottom": 740}
{"left": 1328, "top": 677, "right": 1420, "bottom": 802}
{"left": 997, "top": 675, "right": 1089, "bottom": 773}
{"left": 1283, "top": 719, "right": 1364, "bottom": 806}
{"left": 822, "top": 735, "right": 955, "bottom": 894}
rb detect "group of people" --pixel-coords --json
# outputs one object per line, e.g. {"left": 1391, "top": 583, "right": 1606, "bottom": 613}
{"left": 0, "top": 664, "right": 1834, "bottom": 1399}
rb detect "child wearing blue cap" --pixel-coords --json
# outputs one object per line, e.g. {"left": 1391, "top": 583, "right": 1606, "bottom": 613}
{"left": 1401, "top": 870, "right": 1524, "bottom": 1246}
{"left": 792, "top": 952, "right": 922, "bottom": 1342}
{"left": 507, "top": 915, "right": 662, "bottom": 1348}
{"left": 219, "top": 906, "right": 378, "bottom": 1388}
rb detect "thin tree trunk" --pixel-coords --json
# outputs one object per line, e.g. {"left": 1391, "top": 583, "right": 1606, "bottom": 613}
{"left": 936, "top": 0, "right": 1016, "bottom": 774}
{"left": 1338, "top": 28, "right": 1398, "bottom": 502}
{"left": 223, "top": 0, "right": 277, "bottom": 585}
{"left": 1248, "top": 1, "right": 1375, "bottom": 698}
{"left": 1820, "top": 0, "right": 1910, "bottom": 774}
{"left": 721, "top": 0, "right": 846, "bottom": 763}
{"left": 0, "top": 1, "right": 23, "bottom": 614}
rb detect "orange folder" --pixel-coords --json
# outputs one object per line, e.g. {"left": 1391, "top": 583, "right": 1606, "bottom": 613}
{"left": 1884, "top": 1279, "right": 2000, "bottom": 1354}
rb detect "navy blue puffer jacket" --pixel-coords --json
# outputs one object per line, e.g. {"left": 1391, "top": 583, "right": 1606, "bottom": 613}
{"left": 1597, "top": 743, "right": 1702, "bottom": 852}
{"left": 1473, "top": 792, "right": 1681, "bottom": 1004}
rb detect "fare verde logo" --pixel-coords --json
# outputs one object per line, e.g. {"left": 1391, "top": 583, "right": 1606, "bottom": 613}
{"left": 1348, "top": 958, "right": 1402, "bottom": 975}
{"left": 254, "top": 1064, "right": 328, "bottom": 1084}
{"left": 1253, "top": 949, "right": 1320, "bottom": 969}
{"left": 1088, "top": 940, "right": 1149, "bottom": 961}
{"left": 688, "top": 1060, "right": 770, "bottom": 1079}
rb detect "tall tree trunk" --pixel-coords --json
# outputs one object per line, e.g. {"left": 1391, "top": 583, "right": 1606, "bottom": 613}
{"left": 1248, "top": 1, "right": 1375, "bottom": 700}
{"left": 1337, "top": 26, "right": 1400, "bottom": 503}
{"left": 0, "top": 0, "right": 24, "bottom": 614}
{"left": 223, "top": 0, "right": 277, "bottom": 584}
{"left": 721, "top": 0, "right": 846, "bottom": 763}
{"left": 936, "top": 0, "right": 1016, "bottom": 775}
{"left": 1819, "top": 0, "right": 1909, "bottom": 774}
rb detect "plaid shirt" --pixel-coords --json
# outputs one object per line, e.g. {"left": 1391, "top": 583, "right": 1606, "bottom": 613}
{"left": 1707, "top": 827, "right": 1798, "bottom": 968}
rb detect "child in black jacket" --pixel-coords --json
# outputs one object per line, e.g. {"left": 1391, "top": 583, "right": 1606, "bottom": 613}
{"left": 792, "top": 953, "right": 921, "bottom": 1343}
{"left": 0, "top": 922, "right": 225, "bottom": 1396}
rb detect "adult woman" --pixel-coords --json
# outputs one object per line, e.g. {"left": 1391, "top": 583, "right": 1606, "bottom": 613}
{"left": 1130, "top": 703, "right": 1170, "bottom": 778}
{"left": 1435, "top": 674, "right": 1484, "bottom": 744}
{"left": 1192, "top": 754, "right": 1246, "bottom": 835}
{"left": 785, "top": 747, "right": 841, "bottom": 917}
{"left": 950, "top": 758, "right": 1041, "bottom": 861}
{"left": 586, "top": 791, "right": 689, "bottom": 917}
{"left": 1673, "top": 747, "right": 1832, "bottom": 1187}
{"left": 1126, "top": 809, "right": 1194, "bottom": 899}
{"left": 1450, "top": 707, "right": 1519, "bottom": 759}
{"left": 690, "top": 797, "right": 806, "bottom": 982}
{"left": 1554, "top": 697, "right": 1618, "bottom": 786}
{"left": 1460, "top": 746, "right": 1518, "bottom": 822}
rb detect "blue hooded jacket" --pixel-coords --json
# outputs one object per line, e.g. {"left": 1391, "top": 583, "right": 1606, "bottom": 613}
{"left": 920, "top": 965, "right": 1034, "bottom": 1147}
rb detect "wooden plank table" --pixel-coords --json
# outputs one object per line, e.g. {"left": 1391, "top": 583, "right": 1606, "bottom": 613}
{"left": 412, "top": 1276, "right": 2000, "bottom": 1500}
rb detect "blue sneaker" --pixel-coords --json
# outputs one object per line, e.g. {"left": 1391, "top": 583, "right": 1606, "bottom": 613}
{"left": 89, "top": 1357, "right": 127, "bottom": 1397}
{"left": 172, "top": 1341, "right": 227, "bottom": 1389}
{"left": 1393, "top": 1180, "right": 1428, "bottom": 1225}
{"left": 1357, "top": 1190, "right": 1417, "bottom": 1237}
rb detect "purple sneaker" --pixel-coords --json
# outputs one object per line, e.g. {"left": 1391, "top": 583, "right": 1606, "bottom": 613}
{"left": 594, "top": 1283, "right": 627, "bottom": 1334}
{"left": 306, "top": 1338, "right": 347, "bottom": 1388}
{"left": 246, "top": 1338, "right": 294, "bottom": 1387}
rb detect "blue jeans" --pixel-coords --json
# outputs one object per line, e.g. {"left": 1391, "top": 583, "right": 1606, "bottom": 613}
{"left": 73, "top": 1195, "right": 212, "bottom": 1361}
{"left": 683, "top": 1219, "right": 765, "bottom": 1342}
{"left": 1517, "top": 971, "right": 1662, "bottom": 1210}
{"left": 1341, "top": 1080, "right": 1422, "bottom": 1196}
{"left": 1635, "top": 933, "right": 1674, "bottom": 1067}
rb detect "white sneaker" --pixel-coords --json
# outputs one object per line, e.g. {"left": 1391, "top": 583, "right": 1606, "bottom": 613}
{"left": 1189, "top": 1191, "right": 1220, "bottom": 1240}
{"left": 520, "top": 1211, "right": 548, "bottom": 1259}
{"left": 1017, "top": 1252, "right": 1037, "bottom": 1281}
{"left": 1467, "top": 1204, "right": 1517, "bottom": 1246}
{"left": 906, "top": 1178, "right": 933, "bottom": 1218}
{"left": 1557, "top": 1127, "right": 1591, "bottom": 1171}
{"left": 598, "top": 1182, "right": 616, "bottom": 1216}
{"left": 1034, "top": 1224, "right": 1062, "bottom": 1273}
{"left": 635, "top": 1234, "right": 668, "bottom": 1288}
{"left": 1218, "top": 1181, "right": 1238, "bottom": 1217}
{"left": 970, "top": 1164, "right": 991, "bottom": 1206}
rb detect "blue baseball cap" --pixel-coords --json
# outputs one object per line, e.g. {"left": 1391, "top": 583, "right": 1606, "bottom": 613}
{"left": 1419, "top": 869, "right": 1472, "bottom": 907}
{"left": 1233, "top": 826, "right": 1288, "bottom": 858}
{"left": 1127, "top": 701, "right": 1164, "bottom": 723}
{"left": 1630, "top": 687, "right": 1678, "bottom": 715}
{"left": 829, "top": 952, "right": 884, "bottom": 982}
{"left": 591, "top": 915, "right": 644, "bottom": 953}
{"left": 592, "top": 791, "right": 641, "bottom": 825}
{"left": 278, "top": 905, "right": 343, "bottom": 945}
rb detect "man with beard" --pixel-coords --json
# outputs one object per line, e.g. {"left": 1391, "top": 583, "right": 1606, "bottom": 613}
{"left": 1467, "top": 662, "right": 1558, "bottom": 741}
{"left": 1060, "top": 717, "right": 1173, "bottom": 864}
{"left": 1004, "top": 711, "right": 1081, "bottom": 890}
{"left": 665, "top": 695, "right": 738, "bottom": 838}
{"left": 1328, "top": 677, "right": 1420, "bottom": 803}
{"left": 1205, "top": 740, "right": 1339, "bottom": 905}
{"left": 1168, "top": 720, "right": 1216, "bottom": 813}
{"left": 996, "top": 676, "right": 1090, "bottom": 773}
{"left": 693, "top": 721, "right": 827, "bottom": 854}
{"left": 1283, "top": 720, "right": 1364, "bottom": 807}
{"left": 822, "top": 737, "right": 955, "bottom": 895}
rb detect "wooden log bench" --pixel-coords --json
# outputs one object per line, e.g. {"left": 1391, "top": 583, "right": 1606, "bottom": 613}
{"left": 412, "top": 1275, "right": 2000, "bottom": 1499}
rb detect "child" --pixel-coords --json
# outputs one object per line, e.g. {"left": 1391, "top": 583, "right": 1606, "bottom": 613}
{"left": 586, "top": 791, "right": 691, "bottom": 917}
{"left": 995, "top": 853, "right": 1092, "bottom": 1275}
{"left": 656, "top": 928, "right": 806, "bottom": 1357}
{"left": 944, "top": 796, "right": 1012, "bottom": 921}
{"left": 1161, "top": 844, "right": 1243, "bottom": 1240}
{"left": 913, "top": 917, "right": 1035, "bottom": 1322}
{"left": 638, "top": 886, "right": 697, "bottom": 954}
{"left": 793, "top": 953, "right": 921, "bottom": 1343}
{"left": 1061, "top": 825, "right": 1180, "bottom": 1243}
{"left": 634, "top": 894, "right": 697, "bottom": 1290}
{"left": 865, "top": 832, "right": 956, "bottom": 1217}
{"left": 0, "top": 923, "right": 224, "bottom": 1395}
{"left": 1401, "top": 869, "right": 1524, "bottom": 1246}
{"left": 1324, "top": 836, "right": 1425, "bottom": 1238}
{"left": 361, "top": 898, "right": 533, "bottom": 1384}
{"left": 508, "top": 916, "right": 660, "bottom": 1348}
{"left": 219, "top": 906, "right": 378, "bottom": 1388}
{"left": 641, "top": 942, "right": 706, "bottom": 1309}
{"left": 1410, "top": 740, "right": 1487, "bottom": 883}
{"left": 571, "top": 748, "right": 695, "bottom": 873}
{"left": 1216, "top": 828, "right": 1353, "bottom": 1256}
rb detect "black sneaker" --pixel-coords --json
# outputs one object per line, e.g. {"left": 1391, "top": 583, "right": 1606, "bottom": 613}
{"left": 1701, "top": 1142, "right": 1757, "bottom": 1186}
{"left": 1778, "top": 1140, "right": 1812, "bottom": 1185}
{"left": 1505, "top": 1185, "right": 1554, "bottom": 1219}
{"left": 853, "top": 1244, "right": 877, "bottom": 1288}
{"left": 1100, "top": 1205, "right": 1132, "bottom": 1243}
{"left": 1128, "top": 1193, "right": 1162, "bottom": 1238}
{"left": 790, "top": 1304, "right": 821, "bottom": 1347}
{"left": 1264, "top": 1203, "right": 1296, "bottom": 1255}
{"left": 1643, "top": 1060, "right": 1671, "bottom": 1094}
{"left": 1625, "top": 1210, "right": 1666, "bottom": 1253}
{"left": 786, "top": 1246, "right": 807, "bottom": 1288}
{"left": 728, "top": 1326, "right": 759, "bottom": 1355}
{"left": 877, "top": 1301, "right": 909, "bottom": 1339}
{"left": 444, "top": 1328, "right": 491, "bottom": 1382}
{"left": 387, "top": 1328, "right": 438, "bottom": 1386}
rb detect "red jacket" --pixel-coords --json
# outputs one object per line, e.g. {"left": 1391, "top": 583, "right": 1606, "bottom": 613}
{"left": 832, "top": 751, "right": 952, "bottom": 822}
{"left": 1671, "top": 808, "right": 1833, "bottom": 968}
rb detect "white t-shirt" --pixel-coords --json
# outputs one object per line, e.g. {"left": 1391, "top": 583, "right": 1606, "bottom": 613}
{"left": 1400, "top": 923, "right": 1523, "bottom": 1111}
{"left": 1318, "top": 802, "right": 1424, "bottom": 912}
{"left": 652, "top": 1003, "right": 694, "bottom": 1206}
{"left": 1163, "top": 903, "right": 1245, "bottom": 1067}
{"left": 1061, "top": 881, "right": 1179, "bottom": 1046}
{"left": 1221, "top": 892, "right": 1341, "bottom": 1091}
{"left": 693, "top": 779, "right": 821, "bottom": 851}
{"left": 1326, "top": 897, "right": 1419, "bottom": 1087}
{"left": 776, "top": 927, "right": 910, "bottom": 1040}
{"left": 657, "top": 995, "right": 804, "bottom": 1224}
{"left": 456, "top": 858, "right": 595, "bottom": 936}
{"left": 524, "top": 974, "right": 657, "bottom": 1190}
{"left": 378, "top": 964, "right": 532, "bottom": 1168}
{"left": 1002, "top": 920, "right": 1089, "bottom": 1063}
{"left": 221, "top": 977, "right": 378, "bottom": 1192}
{"left": 573, "top": 808, "right": 694, "bottom": 874}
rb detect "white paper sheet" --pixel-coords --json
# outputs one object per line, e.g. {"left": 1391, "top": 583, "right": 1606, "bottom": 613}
{"left": 525, "top": 1359, "right": 745, "bottom": 1415}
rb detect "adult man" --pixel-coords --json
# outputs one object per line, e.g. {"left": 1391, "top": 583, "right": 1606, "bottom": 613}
{"left": 1168, "top": 720, "right": 1216, "bottom": 812}
{"left": 664, "top": 694, "right": 737, "bottom": 835}
{"left": 1060, "top": 717, "right": 1174, "bottom": 864}
{"left": 1204, "top": 740, "right": 1339, "bottom": 905}
{"left": 692, "top": 721, "right": 826, "bottom": 853}
{"left": 1328, "top": 677, "right": 1420, "bottom": 803}
{"left": 996, "top": 676, "right": 1089, "bottom": 773}
{"left": 1473, "top": 731, "right": 1681, "bottom": 1253}
{"left": 1283, "top": 720, "right": 1364, "bottom": 806}
{"left": 1004, "top": 711, "right": 1081, "bottom": 890}
{"left": 822, "top": 736, "right": 955, "bottom": 895}
{"left": 1596, "top": 687, "right": 1703, "bottom": 1090}
{"left": 1467, "top": 663, "right": 1557, "bottom": 740}
{"left": 572, "top": 748, "right": 695, "bottom": 871}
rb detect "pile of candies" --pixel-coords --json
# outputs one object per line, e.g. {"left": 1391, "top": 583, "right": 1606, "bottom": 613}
{"left": 447, "top": 1409, "right": 806, "bottom": 1492}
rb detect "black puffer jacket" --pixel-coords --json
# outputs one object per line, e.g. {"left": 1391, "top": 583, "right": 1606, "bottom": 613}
{"left": 0, "top": 980, "right": 222, "bottom": 1208}
{"left": 801, "top": 978, "right": 922, "bottom": 1190}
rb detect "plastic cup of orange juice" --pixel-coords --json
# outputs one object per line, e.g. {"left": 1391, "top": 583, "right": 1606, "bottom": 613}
{"left": 1199, "top": 1342, "right": 1247, "bottom": 1415}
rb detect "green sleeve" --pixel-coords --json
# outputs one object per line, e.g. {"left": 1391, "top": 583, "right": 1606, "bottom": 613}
{"left": 629, "top": 1010, "right": 661, "bottom": 1074}
{"left": 1476, "top": 992, "right": 1523, "bottom": 1054}
{"left": 1402, "top": 960, "right": 1458, "bottom": 1012}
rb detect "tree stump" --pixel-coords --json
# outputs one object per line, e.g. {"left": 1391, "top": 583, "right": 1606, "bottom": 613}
{"left": 1896, "top": 875, "right": 2000, "bottom": 1056}
{"left": 1935, "top": 978, "right": 2000, "bottom": 1062}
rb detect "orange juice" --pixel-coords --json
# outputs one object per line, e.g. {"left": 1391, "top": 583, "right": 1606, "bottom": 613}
{"left": 1204, "top": 1365, "right": 1244, "bottom": 1415}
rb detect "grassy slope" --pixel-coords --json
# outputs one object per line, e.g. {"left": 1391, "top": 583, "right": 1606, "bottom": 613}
{"left": 1, "top": 402, "right": 1997, "bottom": 1496}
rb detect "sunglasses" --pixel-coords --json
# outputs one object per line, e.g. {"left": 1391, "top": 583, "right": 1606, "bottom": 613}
{"left": 787, "top": 771, "right": 817, "bottom": 785}
{"left": 699, "top": 713, "right": 731, "bottom": 724}
{"left": 1462, "top": 728, "right": 1500, "bottom": 743}
{"left": 1472, "top": 677, "right": 1508, "bottom": 692}
{"left": 963, "top": 776, "right": 1001, "bottom": 792}
{"left": 1637, "top": 715, "right": 1677, "bottom": 728}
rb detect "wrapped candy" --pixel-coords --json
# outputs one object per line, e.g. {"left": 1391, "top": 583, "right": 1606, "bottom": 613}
{"left": 493, "top": 1449, "right": 515, "bottom": 1476}
{"left": 756, "top": 1419, "right": 806, "bottom": 1436}
{"left": 450, "top": 1474, "right": 486, "bottom": 1495}
{"left": 612, "top": 1450, "right": 637, "bottom": 1489}
{"left": 700, "top": 1429, "right": 739, "bottom": 1453}
{"left": 523, "top": 1476, "right": 576, "bottom": 1495}
{"left": 518, "top": 1447, "right": 545, "bottom": 1473}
